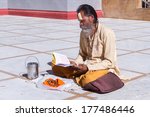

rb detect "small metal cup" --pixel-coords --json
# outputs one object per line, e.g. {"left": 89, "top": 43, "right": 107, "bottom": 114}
{"left": 25, "top": 56, "right": 39, "bottom": 80}
{"left": 27, "top": 62, "right": 39, "bottom": 79}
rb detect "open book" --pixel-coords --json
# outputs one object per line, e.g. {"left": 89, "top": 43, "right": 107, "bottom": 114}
{"left": 52, "top": 52, "right": 72, "bottom": 67}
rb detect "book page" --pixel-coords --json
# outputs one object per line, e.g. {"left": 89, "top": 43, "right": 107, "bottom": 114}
{"left": 52, "top": 52, "right": 71, "bottom": 67}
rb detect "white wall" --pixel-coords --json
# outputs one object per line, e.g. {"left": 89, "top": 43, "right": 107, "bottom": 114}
{"left": 7, "top": 0, "right": 102, "bottom": 11}
{"left": 0, "top": 0, "right": 8, "bottom": 9}
{"left": 67, "top": 0, "right": 102, "bottom": 11}
{"left": 8, "top": 0, "right": 67, "bottom": 11}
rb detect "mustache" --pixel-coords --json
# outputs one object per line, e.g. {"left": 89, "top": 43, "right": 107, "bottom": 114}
{"left": 80, "top": 25, "right": 92, "bottom": 30}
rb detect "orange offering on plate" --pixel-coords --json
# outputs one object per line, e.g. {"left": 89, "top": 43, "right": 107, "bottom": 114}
{"left": 43, "top": 78, "right": 65, "bottom": 88}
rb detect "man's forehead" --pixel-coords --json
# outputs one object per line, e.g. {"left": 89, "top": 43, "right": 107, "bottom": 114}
{"left": 77, "top": 12, "right": 83, "bottom": 21}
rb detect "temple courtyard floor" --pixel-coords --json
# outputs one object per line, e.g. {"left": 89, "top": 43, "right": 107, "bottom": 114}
{"left": 0, "top": 15, "right": 150, "bottom": 100}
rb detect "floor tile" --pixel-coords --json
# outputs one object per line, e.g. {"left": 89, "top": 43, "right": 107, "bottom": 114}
{"left": 27, "top": 21, "right": 62, "bottom": 29}
{"left": 43, "top": 26, "right": 81, "bottom": 34}
{"left": 117, "top": 49, "right": 131, "bottom": 56}
{"left": 0, "top": 78, "right": 74, "bottom": 100}
{"left": 88, "top": 75, "right": 150, "bottom": 100}
{"left": 46, "top": 25, "right": 80, "bottom": 31}
{"left": 130, "top": 28, "right": 150, "bottom": 34}
{"left": 60, "top": 36, "right": 80, "bottom": 43}
{"left": 0, "top": 44, "right": 4, "bottom": 47}
{"left": 0, "top": 46, "right": 35, "bottom": 59}
{"left": 118, "top": 53, "right": 150, "bottom": 74}
{"left": 0, "top": 25, "right": 33, "bottom": 31}
{"left": 131, "top": 22, "right": 150, "bottom": 28}
{"left": 139, "top": 49, "right": 150, "bottom": 54}
{"left": 116, "top": 40, "right": 150, "bottom": 51}
{"left": 15, "top": 40, "right": 78, "bottom": 52}
{"left": 115, "top": 31, "right": 150, "bottom": 39}
{"left": 8, "top": 28, "right": 57, "bottom": 35}
{"left": 0, "top": 53, "right": 52, "bottom": 76}
{"left": 36, "top": 31, "right": 79, "bottom": 39}
{"left": 46, "top": 19, "right": 78, "bottom": 25}
{"left": 0, "top": 23, "right": 11, "bottom": 27}
{"left": 0, "top": 72, "right": 14, "bottom": 81}
{"left": 0, "top": 31, "right": 21, "bottom": 38}
{"left": 0, "top": 35, "right": 49, "bottom": 45}
{"left": 134, "top": 36, "right": 150, "bottom": 42}
{"left": 29, "top": 23, "right": 70, "bottom": 29}
{"left": 119, "top": 69, "right": 143, "bottom": 80}
{"left": 111, "top": 25, "right": 144, "bottom": 31}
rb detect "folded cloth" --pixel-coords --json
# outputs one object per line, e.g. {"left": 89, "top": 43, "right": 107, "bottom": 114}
{"left": 34, "top": 75, "right": 81, "bottom": 91}
{"left": 75, "top": 69, "right": 109, "bottom": 87}
{"left": 52, "top": 65, "right": 82, "bottom": 78}
{"left": 83, "top": 72, "right": 124, "bottom": 94}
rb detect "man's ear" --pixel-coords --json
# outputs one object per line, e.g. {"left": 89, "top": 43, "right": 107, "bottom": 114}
{"left": 89, "top": 15, "right": 94, "bottom": 23}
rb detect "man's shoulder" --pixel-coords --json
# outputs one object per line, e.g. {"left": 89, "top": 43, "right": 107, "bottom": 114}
{"left": 97, "top": 23, "right": 115, "bottom": 37}
{"left": 97, "top": 23, "right": 116, "bottom": 42}
{"left": 98, "top": 23, "right": 113, "bottom": 32}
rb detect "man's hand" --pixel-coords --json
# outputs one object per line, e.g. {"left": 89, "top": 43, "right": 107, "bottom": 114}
{"left": 77, "top": 64, "right": 88, "bottom": 74}
{"left": 78, "top": 64, "right": 88, "bottom": 71}
{"left": 69, "top": 61, "right": 88, "bottom": 76}
{"left": 70, "top": 64, "right": 88, "bottom": 77}
{"left": 70, "top": 61, "right": 77, "bottom": 67}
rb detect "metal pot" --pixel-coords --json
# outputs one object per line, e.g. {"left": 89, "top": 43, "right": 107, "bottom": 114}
{"left": 25, "top": 56, "right": 39, "bottom": 80}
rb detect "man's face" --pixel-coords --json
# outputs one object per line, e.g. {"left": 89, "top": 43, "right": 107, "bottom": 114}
{"left": 77, "top": 11, "right": 93, "bottom": 29}
{"left": 77, "top": 11, "right": 95, "bottom": 38}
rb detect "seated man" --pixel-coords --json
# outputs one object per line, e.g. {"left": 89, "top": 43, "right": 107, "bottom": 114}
{"left": 52, "top": 4, "right": 120, "bottom": 87}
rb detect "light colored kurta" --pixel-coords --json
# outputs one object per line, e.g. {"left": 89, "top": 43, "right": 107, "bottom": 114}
{"left": 75, "top": 23, "right": 120, "bottom": 75}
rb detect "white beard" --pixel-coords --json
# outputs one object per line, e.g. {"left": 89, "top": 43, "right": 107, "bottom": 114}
{"left": 81, "top": 24, "right": 95, "bottom": 38}
{"left": 82, "top": 28, "right": 93, "bottom": 38}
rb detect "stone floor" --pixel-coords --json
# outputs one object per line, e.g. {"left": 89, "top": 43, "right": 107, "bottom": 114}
{"left": 0, "top": 15, "right": 150, "bottom": 100}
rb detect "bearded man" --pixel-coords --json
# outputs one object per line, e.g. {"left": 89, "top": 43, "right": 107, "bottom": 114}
{"left": 52, "top": 4, "right": 120, "bottom": 87}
